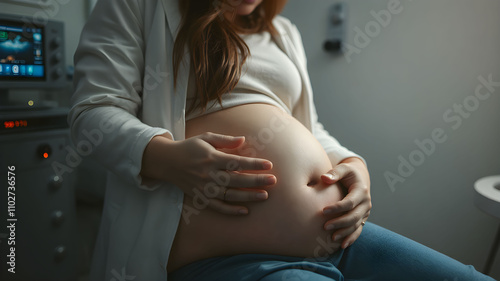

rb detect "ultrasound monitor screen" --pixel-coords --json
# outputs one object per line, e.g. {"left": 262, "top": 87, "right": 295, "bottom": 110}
{"left": 0, "top": 21, "right": 45, "bottom": 80}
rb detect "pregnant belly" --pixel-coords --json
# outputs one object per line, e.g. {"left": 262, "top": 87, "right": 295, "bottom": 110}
{"left": 167, "top": 103, "right": 345, "bottom": 272}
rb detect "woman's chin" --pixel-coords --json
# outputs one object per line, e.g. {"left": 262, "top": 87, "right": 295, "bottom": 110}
{"left": 235, "top": 7, "right": 257, "bottom": 16}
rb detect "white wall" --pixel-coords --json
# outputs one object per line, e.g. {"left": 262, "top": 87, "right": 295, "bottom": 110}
{"left": 282, "top": 0, "right": 500, "bottom": 279}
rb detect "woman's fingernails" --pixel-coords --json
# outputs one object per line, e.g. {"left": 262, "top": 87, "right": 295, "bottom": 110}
{"left": 325, "top": 224, "right": 334, "bottom": 230}
{"left": 256, "top": 192, "right": 268, "bottom": 200}
{"left": 323, "top": 208, "right": 334, "bottom": 215}
{"left": 263, "top": 161, "right": 273, "bottom": 169}
{"left": 266, "top": 176, "right": 276, "bottom": 185}
{"left": 323, "top": 173, "right": 334, "bottom": 180}
{"left": 334, "top": 235, "right": 341, "bottom": 241}
{"left": 238, "top": 209, "right": 248, "bottom": 215}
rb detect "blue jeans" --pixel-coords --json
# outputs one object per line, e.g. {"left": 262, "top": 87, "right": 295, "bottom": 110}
{"left": 168, "top": 222, "right": 496, "bottom": 281}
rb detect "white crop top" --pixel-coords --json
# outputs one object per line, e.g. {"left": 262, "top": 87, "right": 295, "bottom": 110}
{"left": 185, "top": 30, "right": 302, "bottom": 120}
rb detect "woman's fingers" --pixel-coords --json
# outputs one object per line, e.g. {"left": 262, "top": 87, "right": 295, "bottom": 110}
{"left": 331, "top": 213, "right": 370, "bottom": 249}
{"left": 323, "top": 203, "right": 370, "bottom": 248}
{"left": 323, "top": 183, "right": 367, "bottom": 215}
{"left": 198, "top": 167, "right": 275, "bottom": 193}
{"left": 201, "top": 184, "right": 268, "bottom": 202}
{"left": 216, "top": 152, "right": 273, "bottom": 171}
{"left": 198, "top": 132, "right": 276, "bottom": 186}
{"left": 227, "top": 171, "right": 276, "bottom": 188}
{"left": 321, "top": 163, "right": 351, "bottom": 184}
{"left": 176, "top": 133, "right": 277, "bottom": 216}
{"left": 220, "top": 187, "right": 269, "bottom": 202}
{"left": 199, "top": 132, "right": 246, "bottom": 150}
{"left": 197, "top": 132, "right": 274, "bottom": 171}
{"left": 207, "top": 199, "right": 249, "bottom": 215}
{"left": 323, "top": 202, "right": 371, "bottom": 230}
{"left": 339, "top": 223, "right": 364, "bottom": 249}
{"left": 320, "top": 158, "right": 371, "bottom": 247}
{"left": 209, "top": 153, "right": 276, "bottom": 189}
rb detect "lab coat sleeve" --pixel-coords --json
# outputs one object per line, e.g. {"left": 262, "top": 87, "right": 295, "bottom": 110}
{"left": 288, "top": 22, "right": 367, "bottom": 167}
{"left": 68, "top": 0, "right": 171, "bottom": 190}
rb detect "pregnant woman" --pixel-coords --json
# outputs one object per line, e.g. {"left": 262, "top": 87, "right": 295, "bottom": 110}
{"left": 69, "top": 0, "right": 495, "bottom": 280}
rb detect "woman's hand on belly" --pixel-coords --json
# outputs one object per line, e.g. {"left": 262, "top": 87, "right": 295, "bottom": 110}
{"left": 145, "top": 132, "right": 276, "bottom": 215}
{"left": 321, "top": 157, "right": 372, "bottom": 249}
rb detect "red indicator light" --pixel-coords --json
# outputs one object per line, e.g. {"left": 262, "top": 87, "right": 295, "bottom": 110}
{"left": 3, "top": 120, "right": 28, "bottom": 129}
{"left": 37, "top": 144, "right": 52, "bottom": 160}
{"left": 4, "top": 121, "right": 14, "bottom": 128}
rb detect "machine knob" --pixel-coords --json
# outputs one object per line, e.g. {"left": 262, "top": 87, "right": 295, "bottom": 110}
{"left": 51, "top": 37, "right": 62, "bottom": 49}
{"left": 54, "top": 245, "right": 66, "bottom": 261}
{"left": 52, "top": 68, "right": 63, "bottom": 80}
{"left": 37, "top": 144, "right": 52, "bottom": 159}
{"left": 51, "top": 210, "right": 65, "bottom": 227}
{"left": 49, "top": 175, "right": 63, "bottom": 191}
{"left": 52, "top": 52, "right": 62, "bottom": 64}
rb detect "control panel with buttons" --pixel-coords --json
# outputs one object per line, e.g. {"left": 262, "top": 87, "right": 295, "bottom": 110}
{"left": 0, "top": 128, "right": 77, "bottom": 280}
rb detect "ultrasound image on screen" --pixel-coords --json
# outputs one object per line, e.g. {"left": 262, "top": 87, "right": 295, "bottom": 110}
{"left": 0, "top": 22, "right": 44, "bottom": 79}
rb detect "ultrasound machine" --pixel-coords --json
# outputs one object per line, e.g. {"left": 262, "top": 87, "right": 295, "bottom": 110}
{"left": 0, "top": 13, "right": 78, "bottom": 281}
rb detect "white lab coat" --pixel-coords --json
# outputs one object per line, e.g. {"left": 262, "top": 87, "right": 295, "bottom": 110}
{"left": 68, "top": 0, "right": 364, "bottom": 280}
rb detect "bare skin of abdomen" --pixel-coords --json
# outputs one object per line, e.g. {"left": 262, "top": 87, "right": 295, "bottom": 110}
{"left": 167, "top": 103, "right": 344, "bottom": 272}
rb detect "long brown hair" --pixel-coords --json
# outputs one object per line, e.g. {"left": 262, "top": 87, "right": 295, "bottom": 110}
{"left": 173, "top": 0, "right": 286, "bottom": 113}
